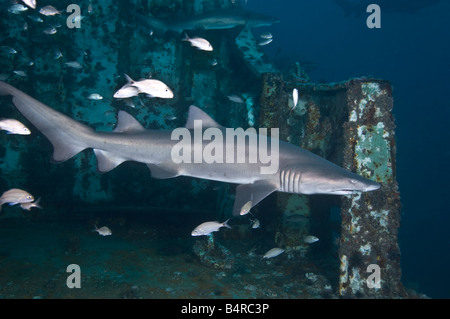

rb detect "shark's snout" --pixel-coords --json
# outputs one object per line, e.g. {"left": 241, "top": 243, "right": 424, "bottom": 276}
{"left": 364, "top": 181, "right": 381, "bottom": 192}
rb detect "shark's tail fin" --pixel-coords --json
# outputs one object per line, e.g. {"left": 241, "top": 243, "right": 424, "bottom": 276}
{"left": 134, "top": 12, "right": 171, "bottom": 35}
{"left": 334, "top": 0, "right": 362, "bottom": 17}
{"left": 0, "top": 81, "right": 93, "bottom": 162}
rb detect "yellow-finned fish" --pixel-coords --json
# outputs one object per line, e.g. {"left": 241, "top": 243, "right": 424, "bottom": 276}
{"left": 263, "top": 247, "right": 284, "bottom": 259}
{"left": 0, "top": 188, "right": 34, "bottom": 211}
{"left": 39, "top": 5, "right": 60, "bottom": 16}
{"left": 191, "top": 219, "right": 231, "bottom": 236}
{"left": 182, "top": 33, "right": 213, "bottom": 51}
{"left": 20, "top": 197, "right": 42, "bottom": 211}
{"left": 115, "top": 74, "right": 174, "bottom": 99}
{"left": 303, "top": 235, "right": 319, "bottom": 244}
{"left": 240, "top": 200, "right": 252, "bottom": 216}
{"left": 0, "top": 118, "right": 31, "bottom": 135}
{"left": 93, "top": 225, "right": 112, "bottom": 236}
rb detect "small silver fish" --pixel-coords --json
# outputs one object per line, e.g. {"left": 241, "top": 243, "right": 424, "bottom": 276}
{"left": 28, "top": 15, "right": 43, "bottom": 23}
{"left": 0, "top": 46, "right": 17, "bottom": 55}
{"left": 13, "top": 70, "right": 27, "bottom": 77}
{"left": 87, "top": 93, "right": 103, "bottom": 100}
{"left": 20, "top": 197, "right": 42, "bottom": 211}
{"left": 182, "top": 33, "right": 213, "bottom": 51}
{"left": 21, "top": 0, "right": 36, "bottom": 9}
{"left": 114, "top": 85, "right": 139, "bottom": 99}
{"left": 43, "top": 26, "right": 57, "bottom": 35}
{"left": 260, "top": 32, "right": 273, "bottom": 39}
{"left": 65, "top": 61, "right": 83, "bottom": 69}
{"left": 258, "top": 38, "right": 273, "bottom": 46}
{"left": 209, "top": 58, "right": 218, "bottom": 66}
{"left": 53, "top": 48, "right": 63, "bottom": 60}
{"left": 70, "top": 15, "right": 84, "bottom": 25}
{"left": 303, "top": 235, "right": 319, "bottom": 244}
{"left": 0, "top": 118, "right": 31, "bottom": 135}
{"left": 292, "top": 88, "right": 298, "bottom": 108}
{"left": 0, "top": 188, "right": 34, "bottom": 211}
{"left": 93, "top": 225, "right": 112, "bottom": 236}
{"left": 118, "top": 74, "right": 174, "bottom": 99}
{"left": 263, "top": 247, "right": 284, "bottom": 259}
{"left": 191, "top": 219, "right": 231, "bottom": 236}
{"left": 8, "top": 4, "right": 28, "bottom": 14}
{"left": 122, "top": 98, "right": 137, "bottom": 108}
{"left": 39, "top": 5, "right": 60, "bottom": 16}
{"left": 227, "top": 95, "right": 244, "bottom": 103}
{"left": 251, "top": 218, "right": 260, "bottom": 229}
{"left": 240, "top": 200, "right": 252, "bottom": 216}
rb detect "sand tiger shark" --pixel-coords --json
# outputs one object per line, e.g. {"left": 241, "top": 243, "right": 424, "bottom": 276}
{"left": 0, "top": 81, "right": 379, "bottom": 215}
{"left": 133, "top": 9, "right": 280, "bottom": 35}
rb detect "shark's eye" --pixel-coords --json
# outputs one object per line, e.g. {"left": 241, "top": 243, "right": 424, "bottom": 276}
{"left": 349, "top": 179, "right": 357, "bottom": 184}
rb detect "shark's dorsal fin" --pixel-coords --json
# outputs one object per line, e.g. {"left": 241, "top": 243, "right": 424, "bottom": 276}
{"left": 185, "top": 105, "right": 222, "bottom": 129}
{"left": 114, "top": 111, "right": 146, "bottom": 133}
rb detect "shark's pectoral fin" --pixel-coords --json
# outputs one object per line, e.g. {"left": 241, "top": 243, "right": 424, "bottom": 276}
{"left": 94, "top": 149, "right": 127, "bottom": 172}
{"left": 147, "top": 164, "right": 180, "bottom": 179}
{"left": 232, "top": 180, "right": 279, "bottom": 216}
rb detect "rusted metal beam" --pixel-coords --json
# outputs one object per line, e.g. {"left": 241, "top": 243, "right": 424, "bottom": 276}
{"left": 258, "top": 74, "right": 405, "bottom": 297}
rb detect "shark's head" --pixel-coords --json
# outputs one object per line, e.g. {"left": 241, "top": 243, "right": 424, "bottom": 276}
{"left": 280, "top": 160, "right": 380, "bottom": 195}
{"left": 302, "top": 165, "right": 380, "bottom": 195}
{"left": 245, "top": 11, "right": 280, "bottom": 28}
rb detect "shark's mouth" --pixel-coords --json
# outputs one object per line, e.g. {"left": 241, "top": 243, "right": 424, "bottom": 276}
{"left": 329, "top": 190, "right": 361, "bottom": 195}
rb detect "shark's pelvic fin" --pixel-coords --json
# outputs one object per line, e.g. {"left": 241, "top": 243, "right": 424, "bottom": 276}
{"left": 95, "top": 111, "right": 145, "bottom": 172}
{"left": 94, "top": 149, "right": 127, "bottom": 172}
{"left": 146, "top": 163, "right": 181, "bottom": 179}
{"left": 51, "top": 139, "right": 86, "bottom": 162}
{"left": 232, "top": 180, "right": 279, "bottom": 216}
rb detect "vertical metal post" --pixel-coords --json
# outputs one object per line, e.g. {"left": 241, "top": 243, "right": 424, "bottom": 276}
{"left": 339, "top": 80, "right": 405, "bottom": 297}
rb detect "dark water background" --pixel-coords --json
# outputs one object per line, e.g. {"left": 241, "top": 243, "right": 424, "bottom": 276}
{"left": 245, "top": 0, "right": 450, "bottom": 298}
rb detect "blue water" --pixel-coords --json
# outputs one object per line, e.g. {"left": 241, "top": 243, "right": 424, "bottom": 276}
{"left": 244, "top": 0, "right": 450, "bottom": 298}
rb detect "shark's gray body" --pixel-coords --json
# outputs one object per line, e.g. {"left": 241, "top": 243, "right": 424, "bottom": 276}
{"left": 133, "top": 9, "right": 280, "bottom": 34}
{"left": 0, "top": 81, "right": 380, "bottom": 215}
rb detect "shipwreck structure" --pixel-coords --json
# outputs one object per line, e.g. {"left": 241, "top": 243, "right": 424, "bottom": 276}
{"left": 0, "top": 0, "right": 407, "bottom": 297}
